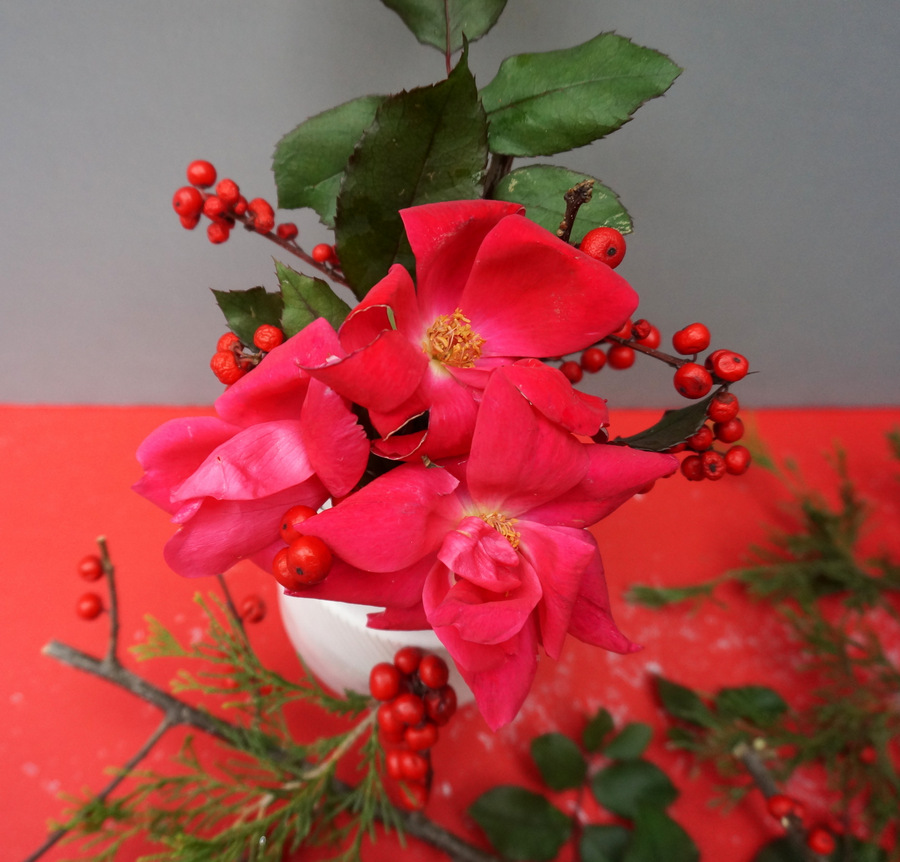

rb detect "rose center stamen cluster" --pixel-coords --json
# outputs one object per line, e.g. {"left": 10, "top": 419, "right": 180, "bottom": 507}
{"left": 480, "top": 512, "right": 521, "bottom": 549}
{"left": 424, "top": 308, "right": 485, "bottom": 368}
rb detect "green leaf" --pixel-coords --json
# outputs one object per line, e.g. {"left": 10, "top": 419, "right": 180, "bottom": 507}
{"left": 613, "top": 396, "right": 714, "bottom": 452}
{"left": 655, "top": 677, "right": 716, "bottom": 728}
{"left": 380, "top": 0, "right": 507, "bottom": 54}
{"left": 334, "top": 49, "right": 488, "bottom": 298}
{"left": 591, "top": 760, "right": 678, "bottom": 818}
{"left": 481, "top": 33, "right": 681, "bottom": 157}
{"left": 274, "top": 260, "right": 352, "bottom": 335}
{"left": 580, "top": 824, "right": 630, "bottom": 862}
{"left": 625, "top": 582, "right": 718, "bottom": 609}
{"left": 531, "top": 733, "right": 587, "bottom": 791}
{"left": 604, "top": 723, "right": 652, "bottom": 760}
{"left": 469, "top": 786, "right": 572, "bottom": 861}
{"left": 583, "top": 707, "right": 615, "bottom": 752}
{"left": 272, "top": 95, "right": 385, "bottom": 226}
{"left": 624, "top": 807, "right": 699, "bottom": 862}
{"left": 492, "top": 165, "right": 632, "bottom": 241}
{"left": 212, "top": 287, "right": 283, "bottom": 345}
{"left": 715, "top": 686, "right": 788, "bottom": 728}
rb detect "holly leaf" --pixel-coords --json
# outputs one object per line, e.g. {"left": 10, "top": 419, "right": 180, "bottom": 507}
{"left": 624, "top": 807, "right": 699, "bottom": 862}
{"left": 379, "top": 0, "right": 507, "bottom": 54}
{"left": 492, "top": 165, "right": 632, "bottom": 241}
{"left": 334, "top": 48, "right": 488, "bottom": 298}
{"left": 614, "top": 396, "right": 714, "bottom": 452}
{"left": 591, "top": 760, "right": 678, "bottom": 818}
{"left": 531, "top": 733, "right": 587, "bottom": 791}
{"left": 481, "top": 33, "right": 681, "bottom": 157}
{"left": 212, "top": 287, "right": 283, "bottom": 345}
{"left": 583, "top": 707, "right": 615, "bottom": 752}
{"left": 469, "top": 786, "right": 572, "bottom": 861}
{"left": 273, "top": 95, "right": 385, "bottom": 226}
{"left": 715, "top": 686, "right": 788, "bottom": 728}
{"left": 655, "top": 677, "right": 716, "bottom": 729}
{"left": 274, "top": 260, "right": 351, "bottom": 336}
{"left": 580, "top": 824, "right": 630, "bottom": 862}
{"left": 604, "top": 722, "right": 652, "bottom": 760}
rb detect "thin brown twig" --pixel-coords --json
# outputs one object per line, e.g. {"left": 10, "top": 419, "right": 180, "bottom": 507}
{"left": 557, "top": 180, "right": 594, "bottom": 244}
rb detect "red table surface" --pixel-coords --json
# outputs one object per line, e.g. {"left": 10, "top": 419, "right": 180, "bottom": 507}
{"left": 3, "top": 404, "right": 899, "bottom": 861}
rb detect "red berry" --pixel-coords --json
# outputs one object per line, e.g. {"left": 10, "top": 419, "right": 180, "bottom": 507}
{"left": 397, "top": 780, "right": 429, "bottom": 811}
{"left": 707, "top": 391, "right": 740, "bottom": 422}
{"left": 239, "top": 594, "right": 266, "bottom": 623}
{"left": 708, "top": 350, "right": 749, "bottom": 382}
{"left": 673, "top": 362, "right": 713, "bottom": 399}
{"left": 766, "top": 793, "right": 796, "bottom": 820}
{"left": 607, "top": 344, "right": 636, "bottom": 369}
{"left": 172, "top": 186, "right": 204, "bottom": 218}
{"left": 631, "top": 319, "right": 652, "bottom": 340}
{"left": 635, "top": 323, "right": 661, "bottom": 349}
{"left": 701, "top": 450, "right": 727, "bottom": 481}
{"left": 580, "top": 226, "right": 626, "bottom": 268}
{"left": 424, "top": 685, "right": 458, "bottom": 726}
{"left": 405, "top": 720, "right": 439, "bottom": 751}
{"left": 186, "top": 160, "right": 217, "bottom": 188}
{"left": 179, "top": 213, "right": 201, "bottom": 230}
{"left": 680, "top": 454, "right": 705, "bottom": 481}
{"left": 233, "top": 196, "right": 248, "bottom": 216}
{"left": 216, "top": 332, "right": 242, "bottom": 353}
{"left": 215, "top": 178, "right": 240, "bottom": 207}
{"left": 394, "top": 646, "right": 423, "bottom": 676}
{"left": 724, "top": 445, "right": 752, "bottom": 475}
{"left": 418, "top": 654, "right": 450, "bottom": 690}
{"left": 672, "top": 323, "right": 711, "bottom": 355}
{"left": 859, "top": 745, "right": 877, "bottom": 765}
{"left": 279, "top": 504, "right": 318, "bottom": 543}
{"left": 713, "top": 417, "right": 744, "bottom": 443}
{"left": 276, "top": 222, "right": 299, "bottom": 241}
{"left": 253, "top": 324, "right": 284, "bottom": 353}
{"left": 686, "top": 425, "right": 714, "bottom": 452}
{"left": 207, "top": 221, "right": 231, "bottom": 245}
{"left": 272, "top": 547, "right": 302, "bottom": 591}
{"left": 581, "top": 347, "right": 606, "bottom": 373}
{"left": 385, "top": 748, "right": 405, "bottom": 780}
{"left": 202, "top": 195, "right": 227, "bottom": 220}
{"left": 610, "top": 319, "right": 633, "bottom": 339}
{"left": 77, "top": 554, "right": 104, "bottom": 581}
{"left": 391, "top": 692, "right": 426, "bottom": 726}
{"left": 247, "top": 198, "right": 275, "bottom": 234}
{"left": 369, "top": 662, "right": 404, "bottom": 701}
{"left": 807, "top": 827, "right": 836, "bottom": 856}
{"left": 398, "top": 750, "right": 430, "bottom": 782}
{"left": 377, "top": 701, "right": 407, "bottom": 739}
{"left": 77, "top": 592, "right": 103, "bottom": 620}
{"left": 312, "top": 243, "right": 334, "bottom": 263}
{"left": 285, "top": 535, "right": 333, "bottom": 586}
{"left": 210, "top": 350, "right": 245, "bottom": 384}
{"left": 560, "top": 360, "right": 583, "bottom": 383}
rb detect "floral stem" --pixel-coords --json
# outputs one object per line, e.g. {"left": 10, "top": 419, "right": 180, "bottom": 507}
{"left": 97, "top": 536, "right": 121, "bottom": 668}
{"left": 557, "top": 180, "right": 594, "bottom": 244}
{"left": 603, "top": 334, "right": 688, "bottom": 369}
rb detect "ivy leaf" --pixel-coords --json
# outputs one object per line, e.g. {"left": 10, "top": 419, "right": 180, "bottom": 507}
{"left": 379, "top": 0, "right": 507, "bottom": 54}
{"left": 591, "top": 760, "right": 678, "bottom": 818}
{"left": 274, "top": 260, "right": 352, "bottom": 336}
{"left": 481, "top": 33, "right": 681, "bottom": 157}
{"left": 624, "top": 807, "right": 699, "bottom": 862}
{"left": 469, "top": 786, "right": 572, "bottom": 861}
{"left": 604, "top": 722, "right": 653, "bottom": 760}
{"left": 492, "top": 165, "right": 632, "bottom": 241}
{"left": 334, "top": 48, "right": 488, "bottom": 298}
{"left": 613, "top": 396, "right": 714, "bottom": 452}
{"left": 655, "top": 677, "right": 716, "bottom": 729}
{"left": 715, "top": 686, "right": 788, "bottom": 728}
{"left": 531, "top": 733, "right": 587, "bottom": 791}
{"left": 273, "top": 95, "right": 385, "bottom": 226}
{"left": 580, "top": 824, "right": 630, "bottom": 862}
{"left": 212, "top": 287, "right": 283, "bottom": 345}
{"left": 583, "top": 707, "right": 615, "bottom": 752}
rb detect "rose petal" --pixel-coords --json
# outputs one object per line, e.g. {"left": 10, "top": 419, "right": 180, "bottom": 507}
{"left": 567, "top": 552, "right": 640, "bottom": 654}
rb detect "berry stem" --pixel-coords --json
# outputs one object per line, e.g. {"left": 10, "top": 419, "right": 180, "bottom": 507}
{"left": 556, "top": 179, "right": 594, "bottom": 244}
{"left": 96, "top": 536, "right": 121, "bottom": 669}
{"left": 603, "top": 333, "right": 688, "bottom": 369}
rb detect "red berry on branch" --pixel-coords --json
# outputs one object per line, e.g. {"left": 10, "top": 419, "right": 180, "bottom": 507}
{"left": 766, "top": 793, "right": 796, "bottom": 820}
{"left": 580, "top": 226, "right": 626, "bottom": 268}
{"left": 405, "top": 720, "right": 440, "bottom": 751}
{"left": 392, "top": 692, "right": 426, "bottom": 726}
{"left": 701, "top": 450, "right": 727, "bottom": 481}
{"left": 673, "top": 362, "right": 713, "bottom": 399}
{"left": 253, "top": 324, "right": 284, "bottom": 353}
{"left": 385, "top": 748, "right": 405, "bottom": 780}
{"left": 631, "top": 319, "right": 652, "bottom": 341}
{"left": 216, "top": 332, "right": 242, "bottom": 353}
{"left": 424, "top": 685, "right": 458, "bottom": 725}
{"left": 285, "top": 535, "right": 333, "bottom": 585}
{"left": 377, "top": 701, "right": 406, "bottom": 739}
{"left": 394, "top": 646, "right": 423, "bottom": 676}
{"left": 369, "top": 662, "right": 404, "bottom": 702}
{"left": 239, "top": 594, "right": 266, "bottom": 623}
{"left": 210, "top": 350, "right": 245, "bottom": 384}
{"left": 859, "top": 745, "right": 877, "bottom": 765}
{"left": 215, "top": 178, "right": 240, "bottom": 207}
{"left": 77, "top": 592, "right": 103, "bottom": 620}
{"left": 581, "top": 347, "right": 607, "bottom": 373}
{"left": 206, "top": 221, "right": 231, "bottom": 245}
{"left": 271, "top": 547, "right": 301, "bottom": 590}
{"left": 707, "top": 391, "right": 740, "bottom": 423}
{"left": 202, "top": 195, "right": 227, "bottom": 220}
{"left": 807, "top": 827, "right": 836, "bottom": 856}
{"left": 172, "top": 186, "right": 204, "bottom": 218}
{"left": 398, "top": 750, "right": 430, "bottom": 782}
{"left": 233, "top": 196, "right": 248, "bottom": 216}
{"left": 680, "top": 454, "right": 705, "bottom": 481}
{"left": 311, "top": 243, "right": 334, "bottom": 263}
{"left": 708, "top": 349, "right": 749, "bottom": 382}
{"left": 77, "top": 554, "right": 104, "bottom": 581}
{"left": 714, "top": 417, "right": 745, "bottom": 443}
{"left": 418, "top": 654, "right": 450, "bottom": 690}
{"left": 724, "top": 445, "right": 752, "bottom": 475}
{"left": 186, "top": 159, "right": 217, "bottom": 188}
{"left": 398, "top": 780, "right": 429, "bottom": 811}
{"left": 610, "top": 319, "right": 633, "bottom": 339}
{"left": 635, "top": 323, "right": 661, "bottom": 349}
{"left": 279, "top": 504, "right": 318, "bottom": 543}
{"left": 276, "top": 222, "right": 299, "bottom": 241}
{"left": 560, "top": 360, "right": 583, "bottom": 383}
{"left": 672, "top": 322, "right": 711, "bottom": 355}
{"left": 607, "top": 344, "right": 636, "bottom": 369}
{"left": 179, "top": 213, "right": 201, "bottom": 230}
{"left": 247, "top": 198, "right": 275, "bottom": 234}
{"left": 686, "top": 425, "right": 714, "bottom": 452}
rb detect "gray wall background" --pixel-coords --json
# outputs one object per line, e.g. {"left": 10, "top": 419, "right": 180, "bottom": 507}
{"left": 2, "top": 1, "right": 898, "bottom": 407}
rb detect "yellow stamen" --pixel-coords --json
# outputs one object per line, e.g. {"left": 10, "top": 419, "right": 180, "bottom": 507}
{"left": 480, "top": 512, "right": 520, "bottom": 549}
{"left": 424, "top": 308, "right": 485, "bottom": 368}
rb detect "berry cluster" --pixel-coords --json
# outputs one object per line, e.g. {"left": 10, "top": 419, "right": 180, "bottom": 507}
{"left": 270, "top": 505, "right": 334, "bottom": 590}
{"left": 673, "top": 389, "right": 751, "bottom": 482}
{"left": 370, "top": 647, "right": 458, "bottom": 811}
{"left": 76, "top": 553, "right": 106, "bottom": 620}
{"left": 210, "top": 324, "right": 285, "bottom": 385}
{"left": 765, "top": 794, "right": 836, "bottom": 857}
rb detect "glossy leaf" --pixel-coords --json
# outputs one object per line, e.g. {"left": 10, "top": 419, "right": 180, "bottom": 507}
{"left": 274, "top": 260, "right": 352, "bottom": 336}
{"left": 580, "top": 824, "right": 630, "bottom": 862}
{"left": 604, "top": 722, "right": 652, "bottom": 760}
{"left": 583, "top": 707, "right": 615, "bottom": 752}
{"left": 469, "top": 786, "right": 572, "bottom": 861}
{"left": 624, "top": 807, "right": 699, "bottom": 862}
{"left": 334, "top": 50, "right": 488, "bottom": 297}
{"left": 492, "top": 165, "right": 631, "bottom": 241}
{"left": 212, "top": 287, "right": 283, "bottom": 346}
{"left": 591, "top": 760, "right": 678, "bottom": 818}
{"left": 380, "top": 0, "right": 507, "bottom": 54}
{"left": 273, "top": 96, "right": 385, "bottom": 226}
{"left": 715, "top": 685, "right": 788, "bottom": 728}
{"left": 613, "top": 396, "right": 713, "bottom": 452}
{"left": 481, "top": 33, "right": 681, "bottom": 157}
{"left": 655, "top": 677, "right": 716, "bottom": 729}
{"left": 531, "top": 733, "right": 587, "bottom": 791}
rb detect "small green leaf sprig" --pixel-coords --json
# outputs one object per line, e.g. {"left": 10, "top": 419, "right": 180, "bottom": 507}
{"left": 469, "top": 707, "right": 699, "bottom": 862}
